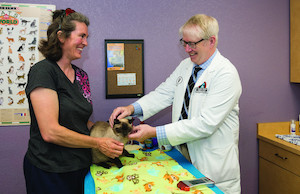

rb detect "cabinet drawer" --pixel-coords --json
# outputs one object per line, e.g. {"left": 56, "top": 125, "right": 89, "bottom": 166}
{"left": 259, "top": 157, "right": 300, "bottom": 194}
{"left": 259, "top": 140, "right": 300, "bottom": 176}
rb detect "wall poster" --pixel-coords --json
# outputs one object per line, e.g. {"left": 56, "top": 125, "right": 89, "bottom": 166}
{"left": 0, "top": 3, "right": 55, "bottom": 126}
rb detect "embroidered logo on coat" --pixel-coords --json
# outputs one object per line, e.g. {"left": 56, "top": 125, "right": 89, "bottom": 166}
{"left": 176, "top": 76, "right": 183, "bottom": 86}
{"left": 195, "top": 81, "right": 207, "bottom": 93}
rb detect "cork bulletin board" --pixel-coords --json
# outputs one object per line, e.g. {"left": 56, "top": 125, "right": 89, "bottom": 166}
{"left": 105, "top": 39, "right": 144, "bottom": 98}
{"left": 0, "top": 3, "right": 55, "bottom": 125}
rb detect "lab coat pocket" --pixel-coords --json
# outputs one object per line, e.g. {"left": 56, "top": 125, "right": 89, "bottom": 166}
{"left": 200, "top": 143, "right": 240, "bottom": 183}
{"left": 189, "top": 90, "right": 207, "bottom": 115}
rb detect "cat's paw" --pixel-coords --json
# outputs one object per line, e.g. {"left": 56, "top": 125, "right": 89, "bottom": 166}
{"left": 96, "top": 162, "right": 111, "bottom": 169}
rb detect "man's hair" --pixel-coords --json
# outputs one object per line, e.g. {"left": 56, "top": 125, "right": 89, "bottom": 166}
{"left": 179, "top": 14, "right": 219, "bottom": 47}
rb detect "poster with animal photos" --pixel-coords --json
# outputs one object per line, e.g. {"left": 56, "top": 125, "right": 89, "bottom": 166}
{"left": 0, "top": 3, "right": 55, "bottom": 125}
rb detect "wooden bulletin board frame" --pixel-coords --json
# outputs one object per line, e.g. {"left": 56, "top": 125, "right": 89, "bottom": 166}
{"left": 105, "top": 39, "right": 144, "bottom": 98}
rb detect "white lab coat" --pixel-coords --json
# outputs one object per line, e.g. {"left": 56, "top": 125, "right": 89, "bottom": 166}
{"left": 137, "top": 51, "right": 242, "bottom": 194}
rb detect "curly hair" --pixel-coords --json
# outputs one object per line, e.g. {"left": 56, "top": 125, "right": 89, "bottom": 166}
{"left": 38, "top": 9, "right": 90, "bottom": 62}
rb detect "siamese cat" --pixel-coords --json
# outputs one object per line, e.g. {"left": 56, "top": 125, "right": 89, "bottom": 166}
{"left": 90, "top": 118, "right": 135, "bottom": 168}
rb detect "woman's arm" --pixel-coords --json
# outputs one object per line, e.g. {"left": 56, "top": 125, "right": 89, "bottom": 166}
{"left": 30, "top": 87, "right": 123, "bottom": 158}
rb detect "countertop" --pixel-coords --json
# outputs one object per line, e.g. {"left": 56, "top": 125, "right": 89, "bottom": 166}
{"left": 257, "top": 121, "right": 300, "bottom": 156}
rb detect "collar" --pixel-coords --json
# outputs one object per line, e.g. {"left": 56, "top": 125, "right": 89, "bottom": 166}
{"left": 193, "top": 49, "right": 218, "bottom": 70}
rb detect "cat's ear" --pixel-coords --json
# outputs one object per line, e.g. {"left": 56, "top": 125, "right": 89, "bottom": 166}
{"left": 129, "top": 118, "right": 134, "bottom": 124}
{"left": 114, "top": 119, "right": 120, "bottom": 125}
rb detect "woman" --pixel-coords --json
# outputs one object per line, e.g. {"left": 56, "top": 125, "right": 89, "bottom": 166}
{"left": 23, "top": 8, "right": 124, "bottom": 194}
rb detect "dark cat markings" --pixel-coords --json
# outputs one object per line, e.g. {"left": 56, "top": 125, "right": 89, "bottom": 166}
{"left": 90, "top": 118, "right": 135, "bottom": 168}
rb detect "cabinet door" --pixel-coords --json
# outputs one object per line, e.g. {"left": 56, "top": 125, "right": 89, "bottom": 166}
{"left": 290, "top": 0, "right": 300, "bottom": 82}
{"left": 259, "top": 157, "right": 300, "bottom": 194}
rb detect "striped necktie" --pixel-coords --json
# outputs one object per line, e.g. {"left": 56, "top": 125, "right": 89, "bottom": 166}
{"left": 179, "top": 66, "right": 202, "bottom": 120}
{"left": 179, "top": 66, "right": 201, "bottom": 162}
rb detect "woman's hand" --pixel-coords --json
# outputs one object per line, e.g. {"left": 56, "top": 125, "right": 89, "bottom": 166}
{"left": 96, "top": 138, "right": 124, "bottom": 158}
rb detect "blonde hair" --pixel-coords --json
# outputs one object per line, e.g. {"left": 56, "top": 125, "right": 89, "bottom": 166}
{"left": 179, "top": 14, "right": 219, "bottom": 47}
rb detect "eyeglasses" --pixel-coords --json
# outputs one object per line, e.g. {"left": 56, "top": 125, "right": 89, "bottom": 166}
{"left": 58, "top": 8, "right": 76, "bottom": 31}
{"left": 180, "top": 38, "right": 205, "bottom": 49}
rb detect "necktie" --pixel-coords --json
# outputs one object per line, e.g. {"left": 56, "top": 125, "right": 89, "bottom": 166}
{"left": 180, "top": 66, "right": 202, "bottom": 120}
{"left": 179, "top": 66, "right": 202, "bottom": 162}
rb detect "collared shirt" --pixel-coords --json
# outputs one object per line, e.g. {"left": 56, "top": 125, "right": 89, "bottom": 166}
{"left": 132, "top": 49, "right": 218, "bottom": 147}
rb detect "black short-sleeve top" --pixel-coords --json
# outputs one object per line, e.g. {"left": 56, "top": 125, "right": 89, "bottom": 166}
{"left": 25, "top": 59, "right": 93, "bottom": 173}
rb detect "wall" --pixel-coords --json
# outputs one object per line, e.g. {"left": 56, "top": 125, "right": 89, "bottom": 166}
{"left": 1, "top": 0, "right": 298, "bottom": 193}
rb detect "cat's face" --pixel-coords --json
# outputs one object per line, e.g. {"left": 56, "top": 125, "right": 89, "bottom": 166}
{"left": 113, "top": 118, "right": 134, "bottom": 137}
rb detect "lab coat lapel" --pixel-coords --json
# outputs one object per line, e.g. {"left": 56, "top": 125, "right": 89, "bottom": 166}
{"left": 194, "top": 52, "right": 220, "bottom": 88}
{"left": 173, "top": 64, "right": 194, "bottom": 122}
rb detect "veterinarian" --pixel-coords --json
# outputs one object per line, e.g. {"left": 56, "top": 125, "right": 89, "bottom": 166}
{"left": 110, "top": 14, "right": 242, "bottom": 194}
{"left": 23, "top": 9, "right": 124, "bottom": 194}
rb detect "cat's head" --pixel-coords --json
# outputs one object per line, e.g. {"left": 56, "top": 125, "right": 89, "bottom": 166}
{"left": 113, "top": 118, "right": 134, "bottom": 137}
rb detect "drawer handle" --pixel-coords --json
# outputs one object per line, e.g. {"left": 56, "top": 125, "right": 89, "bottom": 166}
{"left": 275, "top": 153, "right": 288, "bottom": 160}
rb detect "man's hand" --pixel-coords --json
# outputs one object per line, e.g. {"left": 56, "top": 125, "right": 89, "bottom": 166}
{"left": 109, "top": 105, "right": 134, "bottom": 127}
{"left": 128, "top": 124, "right": 156, "bottom": 142}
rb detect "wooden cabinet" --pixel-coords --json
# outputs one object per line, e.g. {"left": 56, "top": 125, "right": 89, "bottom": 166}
{"left": 290, "top": 0, "right": 300, "bottom": 82}
{"left": 259, "top": 141, "right": 300, "bottom": 193}
{"left": 258, "top": 122, "right": 300, "bottom": 194}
